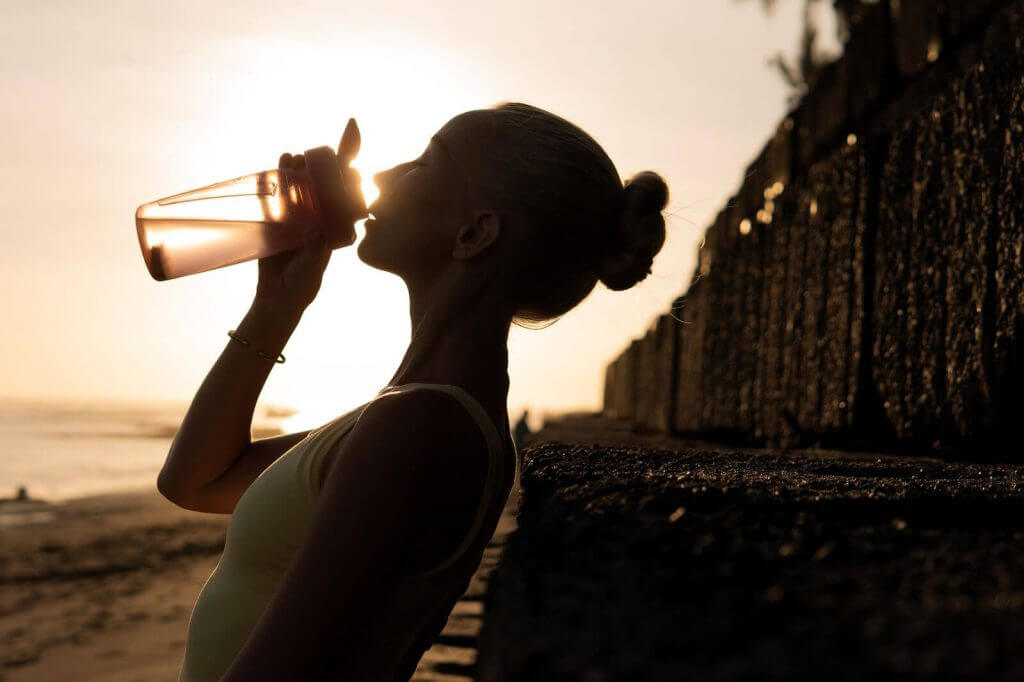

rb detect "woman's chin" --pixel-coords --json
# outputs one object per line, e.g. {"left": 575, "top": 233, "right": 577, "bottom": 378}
{"left": 355, "top": 237, "right": 376, "bottom": 264}
{"left": 356, "top": 237, "right": 392, "bottom": 272}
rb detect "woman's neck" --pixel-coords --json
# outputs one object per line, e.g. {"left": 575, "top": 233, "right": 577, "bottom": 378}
{"left": 388, "top": 271, "right": 511, "bottom": 408}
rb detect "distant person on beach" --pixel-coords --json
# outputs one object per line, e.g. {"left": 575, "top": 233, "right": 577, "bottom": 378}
{"left": 157, "top": 102, "right": 669, "bottom": 681}
{"left": 513, "top": 408, "right": 532, "bottom": 451}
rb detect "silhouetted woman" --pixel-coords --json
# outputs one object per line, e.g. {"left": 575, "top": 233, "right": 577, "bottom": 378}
{"left": 158, "top": 102, "right": 669, "bottom": 681}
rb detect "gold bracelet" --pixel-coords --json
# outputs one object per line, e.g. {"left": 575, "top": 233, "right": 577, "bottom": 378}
{"left": 227, "top": 330, "right": 286, "bottom": 364}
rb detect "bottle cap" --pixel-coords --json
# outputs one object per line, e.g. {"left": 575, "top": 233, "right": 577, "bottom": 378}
{"left": 304, "top": 145, "right": 368, "bottom": 249}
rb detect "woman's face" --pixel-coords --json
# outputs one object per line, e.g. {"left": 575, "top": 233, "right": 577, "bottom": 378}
{"left": 357, "top": 112, "right": 485, "bottom": 279}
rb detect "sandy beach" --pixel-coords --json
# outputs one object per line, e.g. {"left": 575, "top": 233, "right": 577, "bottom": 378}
{"left": 0, "top": 490, "right": 228, "bottom": 682}
{"left": 0, "top": 485, "right": 518, "bottom": 682}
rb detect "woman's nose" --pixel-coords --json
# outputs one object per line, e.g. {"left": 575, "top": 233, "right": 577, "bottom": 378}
{"left": 372, "top": 162, "right": 417, "bottom": 191}
{"left": 372, "top": 167, "right": 391, "bottom": 189}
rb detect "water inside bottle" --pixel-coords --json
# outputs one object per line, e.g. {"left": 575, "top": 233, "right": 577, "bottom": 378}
{"left": 136, "top": 169, "right": 318, "bottom": 280}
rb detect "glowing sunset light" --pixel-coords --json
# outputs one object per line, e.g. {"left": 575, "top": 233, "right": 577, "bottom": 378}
{"left": 1, "top": 1, "right": 818, "bottom": 431}
{"left": 183, "top": 34, "right": 477, "bottom": 215}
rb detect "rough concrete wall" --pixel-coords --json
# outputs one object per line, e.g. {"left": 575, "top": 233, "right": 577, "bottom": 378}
{"left": 601, "top": 356, "right": 618, "bottom": 420}
{"left": 672, "top": 279, "right": 708, "bottom": 433}
{"left": 601, "top": 0, "right": 1024, "bottom": 458}
{"left": 608, "top": 338, "right": 639, "bottom": 422}
{"left": 651, "top": 312, "right": 679, "bottom": 432}
{"left": 633, "top": 324, "right": 658, "bottom": 432}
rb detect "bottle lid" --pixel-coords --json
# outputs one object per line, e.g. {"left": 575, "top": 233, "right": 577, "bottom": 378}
{"left": 304, "top": 145, "right": 368, "bottom": 249}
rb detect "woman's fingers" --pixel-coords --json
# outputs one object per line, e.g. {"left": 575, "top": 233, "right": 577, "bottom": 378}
{"left": 278, "top": 153, "right": 304, "bottom": 169}
{"left": 343, "top": 166, "right": 362, "bottom": 193}
{"left": 341, "top": 166, "right": 367, "bottom": 218}
{"left": 283, "top": 116, "right": 360, "bottom": 171}
{"left": 338, "top": 118, "right": 360, "bottom": 164}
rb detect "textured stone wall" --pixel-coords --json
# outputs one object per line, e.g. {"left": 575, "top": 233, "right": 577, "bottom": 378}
{"left": 602, "top": 0, "right": 1024, "bottom": 458}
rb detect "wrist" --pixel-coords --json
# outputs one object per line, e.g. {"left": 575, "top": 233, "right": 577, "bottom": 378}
{"left": 236, "top": 302, "right": 304, "bottom": 352}
{"left": 247, "top": 298, "right": 306, "bottom": 325}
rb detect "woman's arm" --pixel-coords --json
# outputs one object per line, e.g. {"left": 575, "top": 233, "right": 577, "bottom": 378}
{"left": 158, "top": 147, "right": 342, "bottom": 510}
{"left": 156, "top": 301, "right": 304, "bottom": 507}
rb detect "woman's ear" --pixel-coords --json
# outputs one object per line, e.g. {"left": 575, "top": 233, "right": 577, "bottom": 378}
{"left": 453, "top": 210, "right": 502, "bottom": 260}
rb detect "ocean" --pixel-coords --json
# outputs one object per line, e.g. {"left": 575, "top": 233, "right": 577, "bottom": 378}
{"left": 0, "top": 398, "right": 294, "bottom": 504}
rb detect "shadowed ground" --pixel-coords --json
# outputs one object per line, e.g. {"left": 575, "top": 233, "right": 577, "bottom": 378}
{"left": 477, "top": 414, "right": 1024, "bottom": 681}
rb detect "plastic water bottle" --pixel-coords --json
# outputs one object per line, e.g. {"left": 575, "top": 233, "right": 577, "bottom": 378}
{"left": 136, "top": 119, "right": 367, "bottom": 281}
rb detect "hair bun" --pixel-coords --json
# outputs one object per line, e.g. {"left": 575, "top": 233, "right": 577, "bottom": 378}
{"left": 598, "top": 171, "right": 669, "bottom": 291}
{"left": 622, "top": 170, "right": 669, "bottom": 215}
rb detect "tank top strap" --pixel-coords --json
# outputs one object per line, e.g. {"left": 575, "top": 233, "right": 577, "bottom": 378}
{"left": 295, "top": 401, "right": 375, "bottom": 500}
{"left": 375, "top": 382, "right": 507, "bottom": 580}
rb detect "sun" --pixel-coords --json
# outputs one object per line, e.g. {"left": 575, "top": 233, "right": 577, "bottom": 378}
{"left": 163, "top": 32, "right": 488, "bottom": 424}
{"left": 181, "top": 31, "right": 482, "bottom": 217}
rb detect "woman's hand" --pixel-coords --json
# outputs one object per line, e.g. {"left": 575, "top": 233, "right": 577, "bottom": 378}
{"left": 252, "top": 120, "right": 362, "bottom": 315}
{"left": 252, "top": 152, "right": 333, "bottom": 314}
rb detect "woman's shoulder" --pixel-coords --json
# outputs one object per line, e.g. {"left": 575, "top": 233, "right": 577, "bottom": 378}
{"left": 366, "top": 388, "right": 489, "bottom": 451}
{"left": 340, "top": 388, "right": 492, "bottom": 485}
{"left": 375, "top": 384, "right": 514, "bottom": 492}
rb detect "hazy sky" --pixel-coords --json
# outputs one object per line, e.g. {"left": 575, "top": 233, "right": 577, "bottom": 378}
{"left": 0, "top": 1, "right": 833, "bottom": 429}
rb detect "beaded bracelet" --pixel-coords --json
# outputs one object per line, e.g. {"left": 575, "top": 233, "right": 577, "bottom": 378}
{"left": 227, "top": 330, "right": 286, "bottom": 364}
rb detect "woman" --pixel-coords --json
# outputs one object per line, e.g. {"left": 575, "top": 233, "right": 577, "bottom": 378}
{"left": 158, "top": 101, "right": 669, "bottom": 681}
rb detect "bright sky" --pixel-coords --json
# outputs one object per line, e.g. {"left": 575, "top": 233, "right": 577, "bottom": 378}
{"left": 0, "top": 0, "right": 835, "bottom": 430}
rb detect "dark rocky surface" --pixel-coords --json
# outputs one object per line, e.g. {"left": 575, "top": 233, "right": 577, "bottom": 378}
{"left": 477, "top": 417, "right": 1024, "bottom": 681}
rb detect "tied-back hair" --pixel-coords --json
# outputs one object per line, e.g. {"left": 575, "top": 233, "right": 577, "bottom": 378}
{"left": 481, "top": 102, "right": 669, "bottom": 327}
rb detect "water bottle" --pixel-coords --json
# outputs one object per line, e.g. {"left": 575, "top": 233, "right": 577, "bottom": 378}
{"left": 136, "top": 119, "right": 367, "bottom": 281}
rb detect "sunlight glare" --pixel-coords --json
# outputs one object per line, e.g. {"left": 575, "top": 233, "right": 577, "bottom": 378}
{"left": 166, "top": 34, "right": 484, "bottom": 416}
{"left": 189, "top": 34, "right": 479, "bottom": 225}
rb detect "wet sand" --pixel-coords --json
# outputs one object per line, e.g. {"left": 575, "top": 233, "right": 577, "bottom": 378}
{"left": 1, "top": 485, "right": 520, "bottom": 682}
